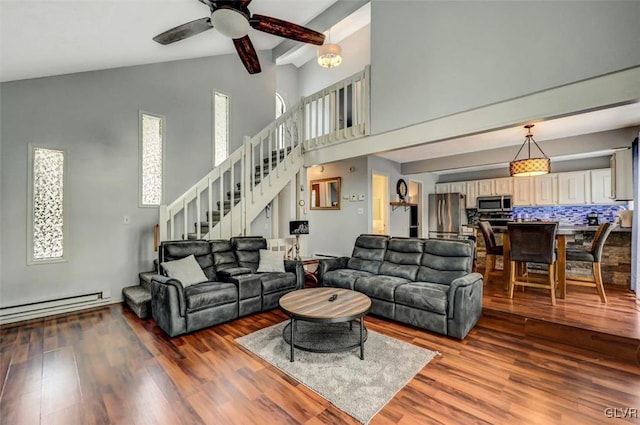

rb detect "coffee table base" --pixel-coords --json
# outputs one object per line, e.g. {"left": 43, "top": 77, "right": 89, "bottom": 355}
{"left": 283, "top": 320, "right": 367, "bottom": 362}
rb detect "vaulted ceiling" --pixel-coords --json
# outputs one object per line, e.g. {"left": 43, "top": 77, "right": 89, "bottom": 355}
{"left": 0, "top": 0, "right": 356, "bottom": 82}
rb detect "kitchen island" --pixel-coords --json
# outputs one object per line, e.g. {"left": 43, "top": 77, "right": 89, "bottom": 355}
{"left": 475, "top": 224, "right": 632, "bottom": 288}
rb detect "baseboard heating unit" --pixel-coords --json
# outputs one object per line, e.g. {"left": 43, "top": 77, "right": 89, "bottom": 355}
{"left": 0, "top": 289, "right": 112, "bottom": 325}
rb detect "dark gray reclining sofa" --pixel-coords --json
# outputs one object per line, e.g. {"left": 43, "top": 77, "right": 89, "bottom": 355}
{"left": 318, "top": 235, "right": 482, "bottom": 339}
{"left": 151, "top": 236, "right": 303, "bottom": 337}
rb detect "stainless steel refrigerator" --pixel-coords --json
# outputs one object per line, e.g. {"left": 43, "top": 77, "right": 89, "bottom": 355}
{"left": 428, "top": 193, "right": 467, "bottom": 239}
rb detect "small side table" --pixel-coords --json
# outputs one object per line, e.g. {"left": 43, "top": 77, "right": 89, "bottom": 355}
{"left": 300, "top": 258, "right": 320, "bottom": 287}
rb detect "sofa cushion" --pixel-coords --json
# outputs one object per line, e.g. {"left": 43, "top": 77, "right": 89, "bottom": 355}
{"left": 257, "top": 250, "right": 285, "bottom": 273}
{"left": 323, "top": 269, "right": 373, "bottom": 290}
{"left": 184, "top": 282, "right": 237, "bottom": 312}
{"left": 161, "top": 240, "right": 217, "bottom": 281}
{"left": 354, "top": 275, "right": 409, "bottom": 302}
{"left": 210, "top": 239, "right": 239, "bottom": 272}
{"left": 416, "top": 239, "right": 474, "bottom": 285}
{"left": 231, "top": 236, "right": 267, "bottom": 272}
{"left": 395, "top": 282, "right": 450, "bottom": 315}
{"left": 347, "top": 234, "right": 389, "bottom": 274}
{"left": 161, "top": 255, "right": 208, "bottom": 287}
{"left": 259, "top": 272, "right": 297, "bottom": 294}
{"left": 379, "top": 238, "right": 423, "bottom": 280}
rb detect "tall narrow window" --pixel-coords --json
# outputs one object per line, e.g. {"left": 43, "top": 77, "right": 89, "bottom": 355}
{"left": 213, "top": 91, "right": 230, "bottom": 167}
{"left": 140, "top": 112, "right": 164, "bottom": 206}
{"left": 29, "top": 146, "right": 67, "bottom": 263}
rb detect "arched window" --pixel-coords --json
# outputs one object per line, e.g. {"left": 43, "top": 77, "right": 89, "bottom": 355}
{"left": 276, "top": 93, "right": 286, "bottom": 149}
{"left": 276, "top": 92, "right": 286, "bottom": 119}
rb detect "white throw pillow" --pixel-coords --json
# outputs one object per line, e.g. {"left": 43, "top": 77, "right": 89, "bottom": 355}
{"left": 257, "top": 249, "right": 285, "bottom": 273}
{"left": 161, "top": 254, "right": 208, "bottom": 287}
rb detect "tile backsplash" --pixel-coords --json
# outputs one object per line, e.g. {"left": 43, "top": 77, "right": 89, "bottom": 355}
{"left": 512, "top": 204, "right": 629, "bottom": 225}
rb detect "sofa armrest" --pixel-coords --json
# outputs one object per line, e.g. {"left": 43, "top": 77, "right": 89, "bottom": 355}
{"left": 150, "top": 274, "right": 187, "bottom": 317}
{"left": 317, "top": 257, "right": 349, "bottom": 286}
{"left": 218, "top": 267, "right": 252, "bottom": 280}
{"left": 447, "top": 272, "right": 483, "bottom": 319}
{"left": 284, "top": 260, "right": 304, "bottom": 289}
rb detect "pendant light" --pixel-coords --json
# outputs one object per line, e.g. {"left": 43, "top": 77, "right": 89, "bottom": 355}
{"left": 317, "top": 28, "right": 342, "bottom": 68}
{"left": 509, "top": 124, "right": 551, "bottom": 177}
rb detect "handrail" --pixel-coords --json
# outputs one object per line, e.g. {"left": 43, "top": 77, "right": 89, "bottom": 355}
{"left": 158, "top": 66, "right": 370, "bottom": 243}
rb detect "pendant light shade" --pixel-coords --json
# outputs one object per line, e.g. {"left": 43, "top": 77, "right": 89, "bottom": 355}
{"left": 509, "top": 124, "right": 551, "bottom": 177}
{"left": 317, "top": 28, "right": 342, "bottom": 68}
{"left": 317, "top": 43, "right": 342, "bottom": 68}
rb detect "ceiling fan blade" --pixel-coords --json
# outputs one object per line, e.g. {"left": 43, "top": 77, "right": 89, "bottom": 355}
{"left": 250, "top": 14, "right": 325, "bottom": 45}
{"left": 153, "top": 18, "right": 213, "bottom": 45}
{"left": 197, "top": 0, "right": 215, "bottom": 12}
{"left": 233, "top": 35, "right": 261, "bottom": 74}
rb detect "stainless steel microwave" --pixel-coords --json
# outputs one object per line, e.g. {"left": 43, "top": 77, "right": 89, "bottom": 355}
{"left": 477, "top": 195, "right": 512, "bottom": 212}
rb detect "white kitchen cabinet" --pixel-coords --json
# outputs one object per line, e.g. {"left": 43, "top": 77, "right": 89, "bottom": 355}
{"left": 436, "top": 181, "right": 465, "bottom": 194}
{"left": 512, "top": 177, "right": 533, "bottom": 206}
{"left": 465, "top": 181, "right": 479, "bottom": 208}
{"left": 449, "top": 181, "right": 466, "bottom": 194}
{"left": 435, "top": 183, "right": 450, "bottom": 194}
{"left": 494, "top": 177, "right": 513, "bottom": 195}
{"left": 611, "top": 149, "right": 633, "bottom": 201}
{"left": 558, "top": 171, "right": 590, "bottom": 205}
{"left": 477, "top": 180, "right": 494, "bottom": 196}
{"left": 591, "top": 169, "right": 612, "bottom": 204}
{"left": 534, "top": 174, "right": 557, "bottom": 205}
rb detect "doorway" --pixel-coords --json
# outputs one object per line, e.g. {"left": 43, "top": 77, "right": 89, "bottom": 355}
{"left": 409, "top": 180, "right": 422, "bottom": 237}
{"left": 372, "top": 173, "right": 389, "bottom": 235}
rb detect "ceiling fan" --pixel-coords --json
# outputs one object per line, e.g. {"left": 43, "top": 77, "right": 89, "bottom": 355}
{"left": 153, "top": 0, "right": 326, "bottom": 74}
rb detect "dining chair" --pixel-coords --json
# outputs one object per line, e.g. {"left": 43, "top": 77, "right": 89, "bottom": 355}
{"left": 478, "top": 221, "right": 504, "bottom": 285}
{"left": 507, "top": 222, "right": 559, "bottom": 305}
{"left": 565, "top": 222, "right": 615, "bottom": 303}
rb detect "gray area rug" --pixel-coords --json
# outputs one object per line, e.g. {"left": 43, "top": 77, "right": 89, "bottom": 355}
{"left": 236, "top": 321, "right": 438, "bottom": 424}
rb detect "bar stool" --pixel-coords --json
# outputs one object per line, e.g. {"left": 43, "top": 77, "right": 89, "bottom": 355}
{"left": 507, "top": 222, "right": 559, "bottom": 305}
{"left": 565, "top": 222, "right": 615, "bottom": 303}
{"left": 478, "top": 221, "right": 504, "bottom": 285}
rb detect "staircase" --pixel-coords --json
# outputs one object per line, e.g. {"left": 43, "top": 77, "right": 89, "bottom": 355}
{"left": 157, "top": 66, "right": 371, "bottom": 242}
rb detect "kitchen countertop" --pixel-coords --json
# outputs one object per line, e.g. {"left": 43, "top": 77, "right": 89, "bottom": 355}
{"left": 472, "top": 224, "right": 631, "bottom": 233}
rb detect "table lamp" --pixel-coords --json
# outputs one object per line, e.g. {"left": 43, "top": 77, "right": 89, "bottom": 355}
{"left": 289, "top": 220, "right": 309, "bottom": 260}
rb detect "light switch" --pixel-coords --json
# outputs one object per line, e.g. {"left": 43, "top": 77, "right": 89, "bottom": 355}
{"left": 357, "top": 208, "right": 364, "bottom": 214}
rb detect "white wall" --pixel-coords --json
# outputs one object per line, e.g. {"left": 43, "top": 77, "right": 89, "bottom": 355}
{"left": 0, "top": 53, "right": 275, "bottom": 307}
{"left": 370, "top": 1, "right": 640, "bottom": 135}
{"left": 305, "top": 157, "right": 369, "bottom": 257}
{"left": 275, "top": 64, "right": 300, "bottom": 112}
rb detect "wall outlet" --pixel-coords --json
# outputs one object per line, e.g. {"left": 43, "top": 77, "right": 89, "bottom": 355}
{"left": 350, "top": 194, "right": 357, "bottom": 201}
{"left": 358, "top": 194, "right": 366, "bottom": 201}
{"left": 123, "top": 215, "right": 130, "bottom": 225}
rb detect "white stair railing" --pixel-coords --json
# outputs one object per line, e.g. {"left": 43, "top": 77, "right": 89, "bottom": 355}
{"left": 158, "top": 104, "right": 303, "bottom": 242}
{"left": 158, "top": 66, "right": 370, "bottom": 242}
{"left": 302, "top": 65, "right": 370, "bottom": 150}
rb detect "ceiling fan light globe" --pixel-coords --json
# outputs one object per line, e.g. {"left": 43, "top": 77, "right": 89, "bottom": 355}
{"left": 211, "top": 8, "right": 250, "bottom": 39}
{"left": 317, "top": 43, "right": 342, "bottom": 68}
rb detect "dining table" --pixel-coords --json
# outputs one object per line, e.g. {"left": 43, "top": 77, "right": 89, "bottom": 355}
{"left": 501, "top": 226, "right": 573, "bottom": 300}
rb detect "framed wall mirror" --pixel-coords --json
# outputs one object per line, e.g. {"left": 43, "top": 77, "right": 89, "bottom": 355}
{"left": 310, "top": 177, "right": 341, "bottom": 210}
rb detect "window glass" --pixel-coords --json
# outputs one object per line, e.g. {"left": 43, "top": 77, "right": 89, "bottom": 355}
{"left": 31, "top": 147, "right": 66, "bottom": 262}
{"left": 214, "top": 91, "right": 230, "bottom": 166}
{"left": 140, "top": 112, "right": 164, "bottom": 206}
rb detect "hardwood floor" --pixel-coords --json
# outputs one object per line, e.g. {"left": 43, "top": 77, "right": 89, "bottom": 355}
{"left": 2, "top": 304, "right": 640, "bottom": 425}
{"left": 482, "top": 281, "right": 640, "bottom": 340}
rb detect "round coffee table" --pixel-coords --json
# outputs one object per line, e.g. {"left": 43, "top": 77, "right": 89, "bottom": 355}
{"left": 279, "top": 287, "right": 371, "bottom": 362}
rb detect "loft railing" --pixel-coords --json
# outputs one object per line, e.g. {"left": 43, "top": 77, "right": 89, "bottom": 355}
{"left": 158, "top": 66, "right": 370, "bottom": 242}
{"left": 302, "top": 65, "right": 370, "bottom": 150}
